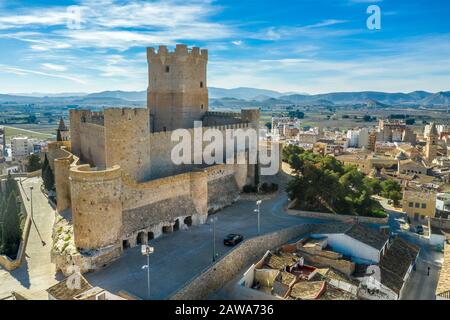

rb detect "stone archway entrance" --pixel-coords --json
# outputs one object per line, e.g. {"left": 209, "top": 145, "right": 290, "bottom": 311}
{"left": 137, "top": 231, "right": 146, "bottom": 245}
{"left": 184, "top": 216, "right": 192, "bottom": 227}
{"left": 148, "top": 232, "right": 154, "bottom": 242}
{"left": 162, "top": 225, "right": 173, "bottom": 234}
{"left": 173, "top": 219, "right": 180, "bottom": 231}
{"left": 123, "top": 239, "right": 130, "bottom": 250}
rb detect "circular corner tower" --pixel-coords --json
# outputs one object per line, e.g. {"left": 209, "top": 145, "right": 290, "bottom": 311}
{"left": 70, "top": 164, "right": 123, "bottom": 250}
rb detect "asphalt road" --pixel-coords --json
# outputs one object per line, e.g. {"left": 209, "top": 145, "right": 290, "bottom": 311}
{"left": 85, "top": 190, "right": 330, "bottom": 299}
{"left": 0, "top": 177, "right": 59, "bottom": 299}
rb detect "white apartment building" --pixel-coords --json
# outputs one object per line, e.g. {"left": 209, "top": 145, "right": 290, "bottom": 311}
{"left": 346, "top": 128, "right": 369, "bottom": 149}
{"left": 436, "top": 193, "right": 450, "bottom": 218}
{"left": 11, "top": 136, "right": 30, "bottom": 160}
{"left": 347, "top": 130, "right": 359, "bottom": 148}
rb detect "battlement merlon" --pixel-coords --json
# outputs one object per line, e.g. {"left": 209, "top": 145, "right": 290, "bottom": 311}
{"left": 147, "top": 44, "right": 208, "bottom": 63}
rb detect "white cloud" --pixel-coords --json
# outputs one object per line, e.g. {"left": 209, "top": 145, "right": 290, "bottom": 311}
{"left": 0, "top": 64, "right": 86, "bottom": 84}
{"left": 231, "top": 40, "right": 243, "bottom": 46}
{"left": 41, "top": 63, "right": 67, "bottom": 72}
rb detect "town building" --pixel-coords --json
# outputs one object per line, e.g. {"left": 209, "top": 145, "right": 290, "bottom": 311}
{"left": 397, "top": 159, "right": 428, "bottom": 175}
{"left": 239, "top": 223, "right": 419, "bottom": 300}
{"left": 436, "top": 193, "right": 450, "bottom": 218}
{"left": 402, "top": 189, "right": 437, "bottom": 222}
{"left": 11, "top": 136, "right": 30, "bottom": 161}
{"left": 0, "top": 126, "right": 5, "bottom": 161}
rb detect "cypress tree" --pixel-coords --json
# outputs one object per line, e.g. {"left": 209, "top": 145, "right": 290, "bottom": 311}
{"left": 43, "top": 165, "right": 55, "bottom": 191}
{"left": 56, "top": 129, "right": 62, "bottom": 142}
{"left": 42, "top": 153, "right": 49, "bottom": 180}
{"left": 1, "top": 192, "right": 21, "bottom": 258}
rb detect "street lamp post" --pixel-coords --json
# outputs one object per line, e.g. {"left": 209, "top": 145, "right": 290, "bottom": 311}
{"left": 255, "top": 200, "right": 262, "bottom": 235}
{"left": 210, "top": 216, "right": 218, "bottom": 262}
{"left": 141, "top": 245, "right": 154, "bottom": 300}
{"left": 30, "top": 186, "right": 34, "bottom": 221}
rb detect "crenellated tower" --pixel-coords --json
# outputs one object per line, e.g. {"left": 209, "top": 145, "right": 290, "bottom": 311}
{"left": 147, "top": 44, "right": 209, "bottom": 132}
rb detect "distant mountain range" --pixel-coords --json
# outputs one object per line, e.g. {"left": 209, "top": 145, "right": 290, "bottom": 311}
{"left": 1, "top": 87, "right": 449, "bottom": 108}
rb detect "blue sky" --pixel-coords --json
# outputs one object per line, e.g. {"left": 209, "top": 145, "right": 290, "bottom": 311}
{"left": 0, "top": 0, "right": 449, "bottom": 94}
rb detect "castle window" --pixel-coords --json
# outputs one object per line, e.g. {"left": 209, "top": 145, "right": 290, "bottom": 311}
{"left": 165, "top": 65, "right": 170, "bottom": 73}
{"left": 201, "top": 104, "right": 204, "bottom": 109}
{"left": 200, "top": 81, "right": 203, "bottom": 88}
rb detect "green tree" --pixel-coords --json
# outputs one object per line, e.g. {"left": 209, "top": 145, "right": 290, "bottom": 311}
{"left": 1, "top": 192, "right": 21, "bottom": 258}
{"left": 389, "top": 190, "right": 402, "bottom": 206}
{"left": 380, "top": 179, "right": 401, "bottom": 198}
{"left": 26, "top": 154, "right": 42, "bottom": 172}
{"left": 43, "top": 165, "right": 55, "bottom": 191}
{"left": 288, "top": 110, "right": 305, "bottom": 119}
{"left": 41, "top": 154, "right": 49, "bottom": 180}
{"left": 363, "top": 177, "right": 382, "bottom": 195}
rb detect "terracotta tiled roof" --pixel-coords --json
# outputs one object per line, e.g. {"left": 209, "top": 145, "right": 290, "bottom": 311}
{"left": 278, "top": 271, "right": 297, "bottom": 286}
{"left": 46, "top": 275, "right": 92, "bottom": 300}
{"left": 289, "top": 281, "right": 326, "bottom": 300}
{"left": 312, "top": 223, "right": 389, "bottom": 250}
{"left": 317, "top": 285, "right": 358, "bottom": 300}
{"left": 264, "top": 252, "right": 299, "bottom": 270}
{"left": 379, "top": 237, "right": 420, "bottom": 294}
{"left": 344, "top": 224, "right": 389, "bottom": 250}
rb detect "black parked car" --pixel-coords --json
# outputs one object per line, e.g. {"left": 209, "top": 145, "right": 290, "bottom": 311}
{"left": 224, "top": 234, "right": 244, "bottom": 246}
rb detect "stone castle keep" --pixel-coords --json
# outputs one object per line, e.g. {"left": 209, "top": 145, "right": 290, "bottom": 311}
{"left": 47, "top": 44, "right": 260, "bottom": 272}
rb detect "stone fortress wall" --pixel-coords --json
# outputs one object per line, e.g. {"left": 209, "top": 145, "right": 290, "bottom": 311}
{"left": 59, "top": 108, "right": 258, "bottom": 251}
{"left": 48, "top": 45, "right": 261, "bottom": 272}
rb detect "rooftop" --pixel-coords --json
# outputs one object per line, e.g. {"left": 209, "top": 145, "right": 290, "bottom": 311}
{"left": 289, "top": 281, "right": 326, "bottom": 300}
{"left": 311, "top": 223, "right": 389, "bottom": 250}
{"left": 379, "top": 237, "right": 420, "bottom": 294}
{"left": 264, "top": 252, "right": 300, "bottom": 270}
{"left": 46, "top": 275, "right": 92, "bottom": 300}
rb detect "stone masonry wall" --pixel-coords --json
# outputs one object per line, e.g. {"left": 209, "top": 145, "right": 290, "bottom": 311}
{"left": 121, "top": 170, "right": 208, "bottom": 239}
{"left": 70, "top": 165, "right": 123, "bottom": 250}
{"left": 170, "top": 224, "right": 315, "bottom": 300}
{"left": 147, "top": 45, "right": 208, "bottom": 132}
{"left": 104, "top": 108, "right": 151, "bottom": 182}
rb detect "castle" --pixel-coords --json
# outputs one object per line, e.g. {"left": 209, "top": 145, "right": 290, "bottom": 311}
{"left": 47, "top": 44, "right": 261, "bottom": 273}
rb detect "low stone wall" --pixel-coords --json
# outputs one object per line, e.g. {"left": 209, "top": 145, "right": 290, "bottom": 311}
{"left": 287, "top": 208, "right": 388, "bottom": 225}
{"left": 170, "top": 224, "right": 314, "bottom": 300}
